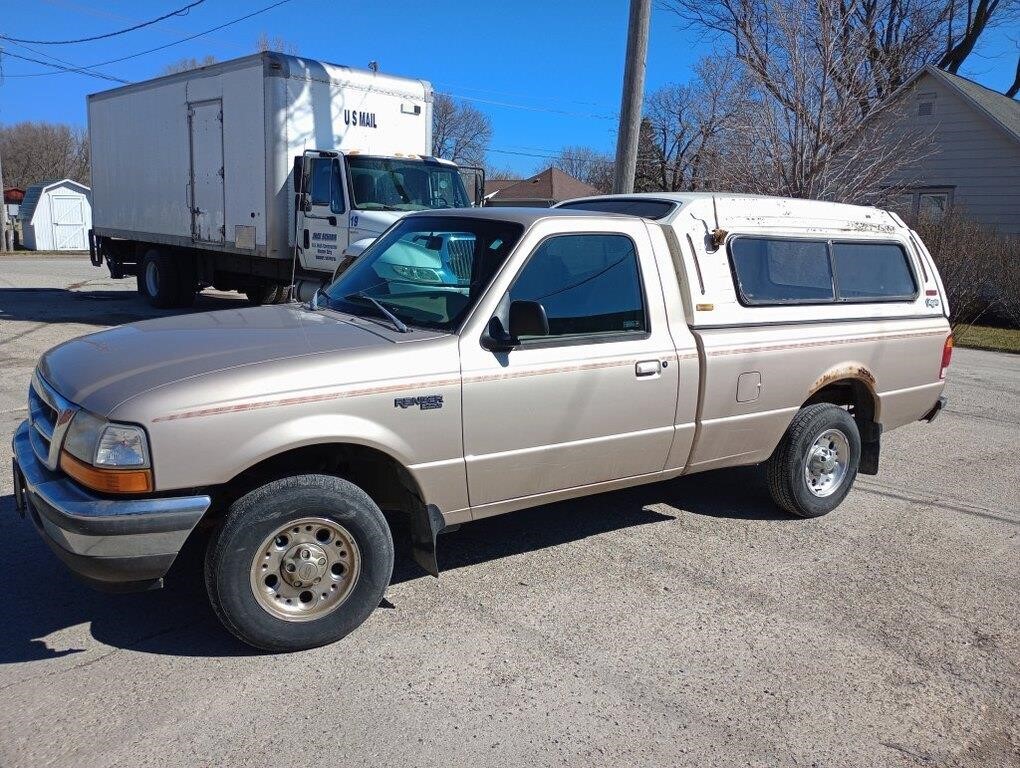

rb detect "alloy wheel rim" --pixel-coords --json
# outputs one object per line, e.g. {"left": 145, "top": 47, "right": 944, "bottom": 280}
{"left": 249, "top": 517, "right": 361, "bottom": 622}
{"left": 804, "top": 428, "right": 850, "bottom": 498}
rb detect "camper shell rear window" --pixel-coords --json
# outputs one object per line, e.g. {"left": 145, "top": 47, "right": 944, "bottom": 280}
{"left": 556, "top": 198, "right": 677, "bottom": 220}
{"left": 728, "top": 236, "right": 918, "bottom": 306}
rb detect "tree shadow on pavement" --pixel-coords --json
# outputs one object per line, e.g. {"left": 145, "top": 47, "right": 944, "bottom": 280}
{"left": 0, "top": 465, "right": 787, "bottom": 662}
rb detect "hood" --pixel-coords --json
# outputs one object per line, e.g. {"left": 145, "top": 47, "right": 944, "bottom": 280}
{"left": 37, "top": 304, "right": 437, "bottom": 415}
{"left": 352, "top": 209, "right": 402, "bottom": 235}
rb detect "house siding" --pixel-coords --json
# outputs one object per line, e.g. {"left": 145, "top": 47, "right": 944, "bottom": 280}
{"left": 882, "top": 72, "right": 1020, "bottom": 234}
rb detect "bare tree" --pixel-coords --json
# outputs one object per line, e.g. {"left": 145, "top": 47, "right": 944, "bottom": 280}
{"left": 665, "top": 0, "right": 1018, "bottom": 97}
{"left": 484, "top": 165, "right": 522, "bottom": 180}
{"left": 650, "top": 2, "right": 935, "bottom": 201}
{"left": 256, "top": 32, "right": 299, "bottom": 55}
{"left": 161, "top": 54, "right": 217, "bottom": 75}
{"left": 0, "top": 122, "right": 90, "bottom": 189}
{"left": 552, "top": 146, "right": 615, "bottom": 192}
{"left": 431, "top": 94, "right": 492, "bottom": 167}
{"left": 638, "top": 56, "right": 745, "bottom": 192}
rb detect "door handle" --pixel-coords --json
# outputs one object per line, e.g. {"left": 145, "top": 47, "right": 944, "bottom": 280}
{"left": 635, "top": 360, "right": 661, "bottom": 377}
{"left": 303, "top": 229, "right": 310, "bottom": 249}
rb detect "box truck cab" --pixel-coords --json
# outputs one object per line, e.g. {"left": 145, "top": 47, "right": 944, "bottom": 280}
{"left": 87, "top": 52, "right": 482, "bottom": 307}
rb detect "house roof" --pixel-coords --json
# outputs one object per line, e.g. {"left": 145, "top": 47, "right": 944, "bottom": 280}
{"left": 18, "top": 179, "right": 91, "bottom": 223}
{"left": 486, "top": 167, "right": 600, "bottom": 203}
{"left": 483, "top": 178, "right": 520, "bottom": 197}
{"left": 893, "top": 65, "right": 1020, "bottom": 144}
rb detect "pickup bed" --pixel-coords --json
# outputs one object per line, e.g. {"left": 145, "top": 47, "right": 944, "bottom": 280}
{"left": 13, "top": 193, "right": 952, "bottom": 651}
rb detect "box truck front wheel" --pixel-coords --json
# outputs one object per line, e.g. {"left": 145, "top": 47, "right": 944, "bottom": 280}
{"left": 245, "top": 282, "right": 287, "bottom": 306}
{"left": 140, "top": 249, "right": 197, "bottom": 309}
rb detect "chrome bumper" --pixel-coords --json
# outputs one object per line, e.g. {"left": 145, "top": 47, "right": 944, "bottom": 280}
{"left": 12, "top": 420, "right": 211, "bottom": 591}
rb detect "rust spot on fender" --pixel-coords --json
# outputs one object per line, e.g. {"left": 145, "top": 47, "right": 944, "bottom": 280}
{"left": 810, "top": 364, "right": 876, "bottom": 396}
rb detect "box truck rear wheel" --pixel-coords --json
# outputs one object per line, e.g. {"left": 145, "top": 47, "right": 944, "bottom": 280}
{"left": 140, "top": 249, "right": 196, "bottom": 309}
{"left": 245, "top": 283, "right": 285, "bottom": 306}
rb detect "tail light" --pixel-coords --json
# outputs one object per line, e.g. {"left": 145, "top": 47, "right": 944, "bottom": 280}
{"left": 940, "top": 334, "right": 954, "bottom": 379}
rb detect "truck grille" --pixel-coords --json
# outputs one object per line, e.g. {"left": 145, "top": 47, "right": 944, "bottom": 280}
{"left": 27, "top": 372, "right": 77, "bottom": 470}
{"left": 446, "top": 238, "right": 474, "bottom": 281}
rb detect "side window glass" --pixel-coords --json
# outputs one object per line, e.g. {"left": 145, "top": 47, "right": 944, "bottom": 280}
{"left": 309, "top": 158, "right": 332, "bottom": 208}
{"left": 730, "top": 238, "right": 833, "bottom": 304}
{"left": 330, "top": 160, "right": 345, "bottom": 214}
{"left": 509, "top": 234, "right": 646, "bottom": 340}
{"left": 832, "top": 242, "right": 916, "bottom": 299}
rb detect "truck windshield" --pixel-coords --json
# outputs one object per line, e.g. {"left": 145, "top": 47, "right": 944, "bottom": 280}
{"left": 347, "top": 156, "right": 471, "bottom": 212}
{"left": 326, "top": 216, "right": 523, "bottom": 332}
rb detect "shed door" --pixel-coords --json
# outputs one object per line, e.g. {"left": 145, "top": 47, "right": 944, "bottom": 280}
{"left": 50, "top": 194, "right": 86, "bottom": 250}
{"left": 189, "top": 99, "right": 225, "bottom": 242}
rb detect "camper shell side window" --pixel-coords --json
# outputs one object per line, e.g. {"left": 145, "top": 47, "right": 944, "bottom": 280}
{"left": 727, "top": 235, "right": 918, "bottom": 307}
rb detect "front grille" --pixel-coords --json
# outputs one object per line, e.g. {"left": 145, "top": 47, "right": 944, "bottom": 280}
{"left": 446, "top": 238, "right": 474, "bottom": 281}
{"left": 27, "top": 372, "right": 77, "bottom": 470}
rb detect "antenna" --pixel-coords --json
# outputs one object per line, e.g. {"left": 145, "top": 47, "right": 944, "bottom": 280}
{"left": 368, "top": 60, "right": 379, "bottom": 73}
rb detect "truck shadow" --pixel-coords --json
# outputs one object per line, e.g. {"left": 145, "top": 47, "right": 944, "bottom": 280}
{"left": 0, "top": 287, "right": 244, "bottom": 328}
{"left": 0, "top": 466, "right": 786, "bottom": 662}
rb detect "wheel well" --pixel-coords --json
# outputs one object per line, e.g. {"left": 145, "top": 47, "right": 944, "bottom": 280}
{"left": 212, "top": 443, "right": 426, "bottom": 521}
{"left": 804, "top": 378, "right": 881, "bottom": 474}
{"left": 804, "top": 378, "right": 876, "bottom": 424}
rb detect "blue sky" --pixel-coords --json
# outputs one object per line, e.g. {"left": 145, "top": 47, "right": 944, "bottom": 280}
{"left": 1, "top": 0, "right": 1017, "bottom": 175}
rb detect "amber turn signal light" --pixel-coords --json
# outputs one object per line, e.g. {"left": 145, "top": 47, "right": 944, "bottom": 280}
{"left": 60, "top": 450, "right": 154, "bottom": 494}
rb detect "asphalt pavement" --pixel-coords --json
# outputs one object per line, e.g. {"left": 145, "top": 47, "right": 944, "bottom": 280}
{"left": 0, "top": 257, "right": 1017, "bottom": 767}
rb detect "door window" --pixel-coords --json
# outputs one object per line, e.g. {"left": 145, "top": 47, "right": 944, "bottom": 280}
{"left": 509, "top": 234, "right": 646, "bottom": 340}
{"left": 308, "top": 158, "right": 344, "bottom": 213}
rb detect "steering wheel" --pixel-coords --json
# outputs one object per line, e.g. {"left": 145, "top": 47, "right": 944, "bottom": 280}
{"left": 430, "top": 193, "right": 451, "bottom": 208}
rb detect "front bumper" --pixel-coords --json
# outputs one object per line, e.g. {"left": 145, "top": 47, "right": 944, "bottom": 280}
{"left": 12, "top": 420, "right": 211, "bottom": 591}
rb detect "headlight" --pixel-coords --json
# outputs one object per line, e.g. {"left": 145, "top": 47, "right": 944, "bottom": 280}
{"left": 392, "top": 264, "right": 441, "bottom": 283}
{"left": 64, "top": 410, "right": 150, "bottom": 467}
{"left": 60, "top": 410, "right": 152, "bottom": 493}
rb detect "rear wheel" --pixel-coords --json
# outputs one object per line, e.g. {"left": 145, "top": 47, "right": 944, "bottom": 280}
{"left": 140, "top": 249, "right": 195, "bottom": 308}
{"left": 244, "top": 282, "right": 285, "bottom": 306}
{"left": 766, "top": 403, "right": 861, "bottom": 518}
{"left": 205, "top": 475, "right": 393, "bottom": 652}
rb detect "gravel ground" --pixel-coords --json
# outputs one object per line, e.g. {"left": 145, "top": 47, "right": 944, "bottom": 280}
{"left": 0, "top": 258, "right": 1017, "bottom": 768}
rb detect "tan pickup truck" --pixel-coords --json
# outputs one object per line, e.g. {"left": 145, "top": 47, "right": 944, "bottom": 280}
{"left": 13, "top": 193, "right": 952, "bottom": 651}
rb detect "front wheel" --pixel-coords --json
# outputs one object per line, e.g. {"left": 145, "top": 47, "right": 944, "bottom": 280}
{"left": 766, "top": 403, "right": 861, "bottom": 518}
{"left": 205, "top": 475, "right": 394, "bottom": 652}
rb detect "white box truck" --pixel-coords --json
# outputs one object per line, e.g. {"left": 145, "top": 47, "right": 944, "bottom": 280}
{"left": 87, "top": 52, "right": 482, "bottom": 307}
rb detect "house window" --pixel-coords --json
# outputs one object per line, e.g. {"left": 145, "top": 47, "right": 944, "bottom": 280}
{"left": 916, "top": 92, "right": 936, "bottom": 117}
{"left": 918, "top": 192, "right": 950, "bottom": 219}
{"left": 884, "top": 187, "right": 954, "bottom": 221}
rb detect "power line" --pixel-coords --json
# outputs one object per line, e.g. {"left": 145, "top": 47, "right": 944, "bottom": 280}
{"left": 3, "top": 0, "right": 295, "bottom": 77}
{"left": 0, "top": 39, "right": 127, "bottom": 83}
{"left": 0, "top": 1, "right": 205, "bottom": 45}
{"left": 0, "top": 49, "right": 129, "bottom": 83}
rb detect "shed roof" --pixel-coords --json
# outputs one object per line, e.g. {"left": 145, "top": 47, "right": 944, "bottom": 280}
{"left": 18, "top": 179, "right": 91, "bottom": 223}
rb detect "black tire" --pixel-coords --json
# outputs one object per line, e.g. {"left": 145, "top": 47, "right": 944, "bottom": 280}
{"left": 205, "top": 474, "right": 394, "bottom": 652}
{"left": 140, "top": 249, "right": 189, "bottom": 308}
{"left": 244, "top": 283, "right": 282, "bottom": 306}
{"left": 766, "top": 403, "right": 861, "bottom": 518}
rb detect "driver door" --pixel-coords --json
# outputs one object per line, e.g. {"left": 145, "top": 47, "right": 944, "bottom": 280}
{"left": 296, "top": 153, "right": 347, "bottom": 274}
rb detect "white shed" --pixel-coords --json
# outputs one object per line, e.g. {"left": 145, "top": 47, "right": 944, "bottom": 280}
{"left": 18, "top": 179, "right": 93, "bottom": 251}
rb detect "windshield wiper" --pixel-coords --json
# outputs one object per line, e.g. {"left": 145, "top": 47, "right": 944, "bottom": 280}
{"left": 343, "top": 292, "right": 409, "bottom": 333}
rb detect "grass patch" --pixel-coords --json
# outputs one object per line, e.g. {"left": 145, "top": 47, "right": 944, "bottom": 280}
{"left": 953, "top": 324, "right": 1020, "bottom": 354}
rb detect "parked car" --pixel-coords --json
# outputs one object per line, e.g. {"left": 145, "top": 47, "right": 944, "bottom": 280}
{"left": 13, "top": 193, "right": 952, "bottom": 651}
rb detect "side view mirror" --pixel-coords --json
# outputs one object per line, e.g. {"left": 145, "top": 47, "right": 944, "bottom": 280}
{"left": 509, "top": 300, "right": 549, "bottom": 338}
{"left": 480, "top": 301, "right": 549, "bottom": 352}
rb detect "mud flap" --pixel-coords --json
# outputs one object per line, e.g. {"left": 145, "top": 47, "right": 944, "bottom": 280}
{"left": 859, "top": 421, "right": 882, "bottom": 475}
{"left": 410, "top": 504, "right": 446, "bottom": 577}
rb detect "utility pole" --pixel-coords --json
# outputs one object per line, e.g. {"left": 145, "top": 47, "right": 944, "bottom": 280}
{"left": 0, "top": 142, "right": 8, "bottom": 253}
{"left": 612, "top": 0, "right": 651, "bottom": 194}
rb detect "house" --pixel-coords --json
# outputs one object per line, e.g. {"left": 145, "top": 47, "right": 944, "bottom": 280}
{"left": 484, "top": 167, "right": 600, "bottom": 207}
{"left": 18, "top": 179, "right": 93, "bottom": 251}
{"left": 877, "top": 65, "right": 1019, "bottom": 233}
